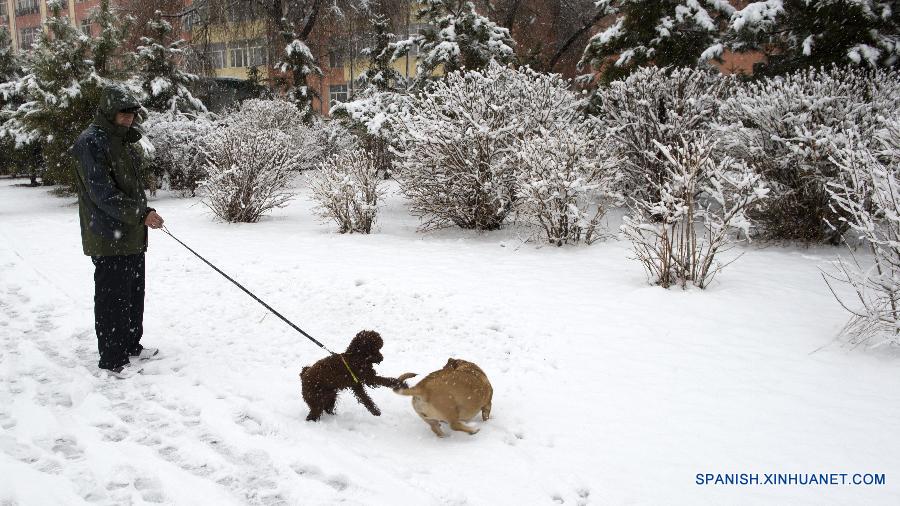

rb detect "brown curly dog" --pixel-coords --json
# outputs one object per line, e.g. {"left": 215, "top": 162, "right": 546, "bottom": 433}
{"left": 300, "top": 330, "right": 405, "bottom": 422}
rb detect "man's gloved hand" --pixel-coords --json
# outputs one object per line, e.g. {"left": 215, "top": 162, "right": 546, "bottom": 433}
{"left": 145, "top": 210, "right": 164, "bottom": 229}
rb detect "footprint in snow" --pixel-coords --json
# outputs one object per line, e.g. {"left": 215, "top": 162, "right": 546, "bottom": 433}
{"left": 290, "top": 462, "right": 351, "bottom": 492}
{"left": 50, "top": 435, "right": 85, "bottom": 461}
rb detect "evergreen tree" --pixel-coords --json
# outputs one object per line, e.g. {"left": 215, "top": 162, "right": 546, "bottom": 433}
{"left": 359, "top": 14, "right": 403, "bottom": 92}
{"left": 0, "top": 28, "right": 18, "bottom": 85}
{"left": 134, "top": 11, "right": 206, "bottom": 114}
{"left": 391, "top": 0, "right": 516, "bottom": 85}
{"left": 277, "top": 21, "right": 323, "bottom": 122}
{"left": 90, "top": 0, "right": 130, "bottom": 78}
{"left": 0, "top": 28, "right": 21, "bottom": 109}
{"left": 8, "top": 0, "right": 102, "bottom": 187}
{"left": 726, "top": 0, "right": 899, "bottom": 76}
{"left": 333, "top": 15, "right": 407, "bottom": 176}
{"left": 0, "top": 28, "right": 23, "bottom": 177}
{"left": 579, "top": 0, "right": 735, "bottom": 82}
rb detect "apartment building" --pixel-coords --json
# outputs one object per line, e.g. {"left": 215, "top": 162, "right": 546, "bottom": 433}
{"left": 0, "top": 0, "right": 107, "bottom": 51}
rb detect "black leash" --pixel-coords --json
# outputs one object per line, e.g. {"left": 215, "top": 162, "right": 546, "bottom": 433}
{"left": 161, "top": 225, "right": 360, "bottom": 383}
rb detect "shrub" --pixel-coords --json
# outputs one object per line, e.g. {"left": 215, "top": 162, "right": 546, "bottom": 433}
{"left": 308, "top": 150, "right": 384, "bottom": 233}
{"left": 621, "top": 135, "right": 768, "bottom": 289}
{"left": 200, "top": 126, "right": 300, "bottom": 223}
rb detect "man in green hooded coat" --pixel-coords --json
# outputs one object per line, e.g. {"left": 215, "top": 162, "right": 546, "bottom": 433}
{"left": 71, "top": 84, "right": 165, "bottom": 379}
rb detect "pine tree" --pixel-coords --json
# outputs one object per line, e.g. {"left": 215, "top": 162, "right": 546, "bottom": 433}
{"left": 277, "top": 22, "right": 323, "bottom": 122}
{"left": 726, "top": 0, "right": 899, "bottom": 76}
{"left": 0, "top": 28, "right": 21, "bottom": 109}
{"left": 90, "top": 0, "right": 130, "bottom": 78}
{"left": 134, "top": 11, "right": 206, "bottom": 114}
{"left": 334, "top": 15, "right": 406, "bottom": 176}
{"left": 0, "top": 28, "right": 23, "bottom": 177}
{"left": 391, "top": 0, "right": 516, "bottom": 85}
{"left": 9, "top": 0, "right": 102, "bottom": 187}
{"left": 359, "top": 15, "right": 403, "bottom": 92}
{"left": 0, "top": 28, "right": 18, "bottom": 85}
{"left": 579, "top": 0, "right": 735, "bottom": 82}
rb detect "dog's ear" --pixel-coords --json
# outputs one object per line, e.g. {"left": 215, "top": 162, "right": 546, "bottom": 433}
{"left": 445, "top": 358, "right": 460, "bottom": 369}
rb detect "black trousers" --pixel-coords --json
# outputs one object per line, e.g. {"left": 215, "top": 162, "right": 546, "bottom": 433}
{"left": 91, "top": 253, "right": 145, "bottom": 369}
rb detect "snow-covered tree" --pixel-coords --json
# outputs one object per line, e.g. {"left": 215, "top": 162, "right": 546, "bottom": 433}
{"left": 134, "top": 11, "right": 206, "bottom": 114}
{"left": 308, "top": 150, "right": 384, "bottom": 233}
{"left": 278, "top": 31, "right": 323, "bottom": 122}
{"left": 391, "top": 0, "right": 516, "bottom": 86}
{"left": 725, "top": 0, "right": 899, "bottom": 76}
{"left": 515, "top": 119, "right": 622, "bottom": 246}
{"left": 0, "top": 28, "right": 19, "bottom": 90}
{"left": 0, "top": 28, "right": 20, "bottom": 177}
{"left": 716, "top": 65, "right": 899, "bottom": 243}
{"left": 579, "top": 0, "right": 736, "bottom": 82}
{"left": 621, "top": 135, "right": 768, "bottom": 289}
{"left": 332, "top": 89, "right": 410, "bottom": 176}
{"left": 359, "top": 14, "right": 404, "bottom": 92}
{"left": 591, "top": 66, "right": 732, "bottom": 202}
{"left": 333, "top": 15, "right": 407, "bottom": 176}
{"left": 89, "top": 0, "right": 131, "bottom": 78}
{"left": 824, "top": 117, "right": 900, "bottom": 345}
{"left": 201, "top": 126, "right": 301, "bottom": 223}
{"left": 2, "top": 0, "right": 103, "bottom": 187}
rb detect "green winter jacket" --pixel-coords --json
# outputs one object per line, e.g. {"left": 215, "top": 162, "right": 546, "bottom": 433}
{"left": 71, "top": 86, "right": 153, "bottom": 257}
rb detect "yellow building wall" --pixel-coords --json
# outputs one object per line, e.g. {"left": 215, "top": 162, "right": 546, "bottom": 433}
{"left": 193, "top": 20, "right": 271, "bottom": 80}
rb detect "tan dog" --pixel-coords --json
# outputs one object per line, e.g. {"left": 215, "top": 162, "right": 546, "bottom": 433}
{"left": 394, "top": 358, "right": 493, "bottom": 437}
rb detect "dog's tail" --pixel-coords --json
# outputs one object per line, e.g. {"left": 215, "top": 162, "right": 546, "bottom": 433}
{"left": 393, "top": 372, "right": 419, "bottom": 395}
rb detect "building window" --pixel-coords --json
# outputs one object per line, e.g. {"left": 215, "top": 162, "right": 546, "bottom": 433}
{"left": 329, "top": 84, "right": 348, "bottom": 106}
{"left": 18, "top": 26, "right": 40, "bottom": 49}
{"left": 80, "top": 19, "right": 92, "bottom": 36}
{"left": 229, "top": 45, "right": 248, "bottom": 68}
{"left": 208, "top": 43, "right": 225, "bottom": 69}
{"left": 183, "top": 11, "right": 200, "bottom": 32}
{"left": 407, "top": 23, "right": 426, "bottom": 56}
{"left": 329, "top": 50, "right": 343, "bottom": 69}
{"left": 15, "top": 0, "right": 39, "bottom": 16}
{"left": 248, "top": 41, "right": 267, "bottom": 66}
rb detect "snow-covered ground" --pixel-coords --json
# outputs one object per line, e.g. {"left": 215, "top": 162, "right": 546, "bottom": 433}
{"left": 1, "top": 176, "right": 898, "bottom": 505}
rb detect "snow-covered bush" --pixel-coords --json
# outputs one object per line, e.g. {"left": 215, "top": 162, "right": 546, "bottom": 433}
{"left": 621, "top": 135, "right": 768, "bottom": 289}
{"left": 220, "top": 98, "right": 354, "bottom": 172}
{"left": 200, "top": 126, "right": 300, "bottom": 223}
{"left": 591, "top": 66, "right": 731, "bottom": 202}
{"left": 393, "top": 61, "right": 587, "bottom": 231}
{"left": 142, "top": 111, "right": 214, "bottom": 196}
{"left": 392, "top": 63, "right": 520, "bottom": 230}
{"left": 824, "top": 117, "right": 900, "bottom": 345}
{"left": 717, "top": 65, "right": 899, "bottom": 243}
{"left": 308, "top": 150, "right": 384, "bottom": 233}
{"left": 515, "top": 120, "right": 622, "bottom": 246}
